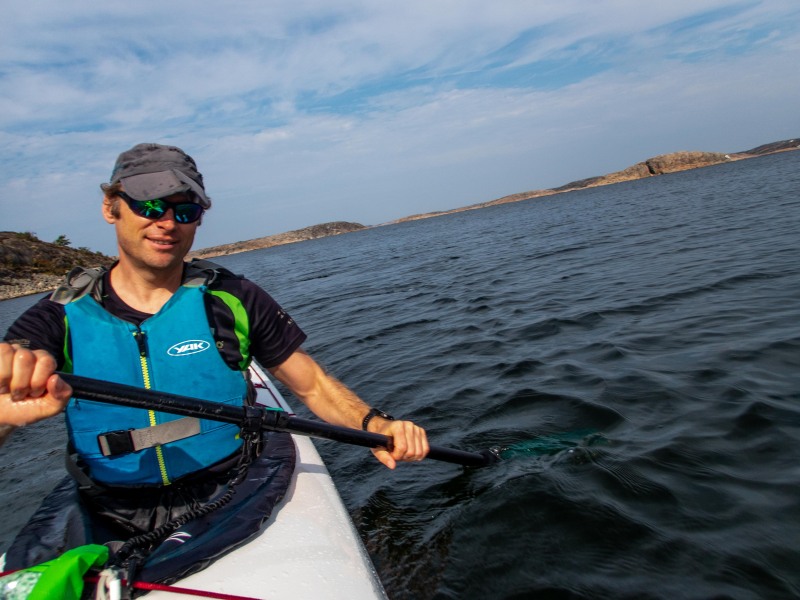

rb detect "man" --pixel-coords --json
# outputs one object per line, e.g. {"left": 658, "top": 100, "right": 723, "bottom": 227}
{"left": 0, "top": 143, "right": 428, "bottom": 575}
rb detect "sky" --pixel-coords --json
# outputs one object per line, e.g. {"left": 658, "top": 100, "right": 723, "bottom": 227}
{"left": 1, "top": 1, "right": 799, "bottom": 256}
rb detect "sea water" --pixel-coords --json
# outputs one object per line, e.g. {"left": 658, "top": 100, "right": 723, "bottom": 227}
{"left": 2, "top": 150, "right": 799, "bottom": 599}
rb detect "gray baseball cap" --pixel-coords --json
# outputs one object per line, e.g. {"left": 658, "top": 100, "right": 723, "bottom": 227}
{"left": 101, "top": 143, "right": 211, "bottom": 208}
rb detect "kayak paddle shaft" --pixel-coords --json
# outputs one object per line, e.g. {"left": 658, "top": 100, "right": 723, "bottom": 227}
{"left": 58, "top": 373, "right": 497, "bottom": 468}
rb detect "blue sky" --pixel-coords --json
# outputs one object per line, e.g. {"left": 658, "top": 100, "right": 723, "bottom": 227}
{"left": 1, "top": 1, "right": 798, "bottom": 255}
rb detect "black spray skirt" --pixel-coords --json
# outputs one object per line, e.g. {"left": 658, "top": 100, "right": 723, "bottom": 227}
{"left": 5, "top": 431, "right": 296, "bottom": 585}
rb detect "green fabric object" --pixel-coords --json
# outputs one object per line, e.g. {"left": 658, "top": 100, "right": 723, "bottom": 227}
{"left": 0, "top": 544, "right": 108, "bottom": 600}
{"left": 208, "top": 289, "right": 252, "bottom": 370}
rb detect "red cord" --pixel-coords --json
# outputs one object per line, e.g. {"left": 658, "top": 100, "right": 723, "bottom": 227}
{"left": 4, "top": 569, "right": 264, "bottom": 599}
{"left": 87, "top": 575, "right": 264, "bottom": 600}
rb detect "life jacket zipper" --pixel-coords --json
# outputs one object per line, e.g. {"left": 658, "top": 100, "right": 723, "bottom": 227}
{"left": 133, "top": 327, "right": 171, "bottom": 485}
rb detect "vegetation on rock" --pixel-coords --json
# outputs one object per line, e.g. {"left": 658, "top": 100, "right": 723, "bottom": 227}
{"left": 0, "top": 232, "right": 115, "bottom": 299}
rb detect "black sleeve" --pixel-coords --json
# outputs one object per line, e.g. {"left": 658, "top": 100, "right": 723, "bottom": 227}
{"left": 2, "top": 296, "right": 68, "bottom": 368}
{"left": 208, "top": 277, "right": 306, "bottom": 370}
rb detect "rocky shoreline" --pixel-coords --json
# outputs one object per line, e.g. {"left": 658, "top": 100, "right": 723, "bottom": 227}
{"left": 0, "top": 231, "right": 115, "bottom": 301}
{"left": 0, "top": 224, "right": 367, "bottom": 301}
{"left": 391, "top": 141, "right": 798, "bottom": 223}
{"left": 2, "top": 138, "right": 797, "bottom": 301}
{"left": 0, "top": 273, "right": 64, "bottom": 301}
{"left": 188, "top": 221, "right": 366, "bottom": 260}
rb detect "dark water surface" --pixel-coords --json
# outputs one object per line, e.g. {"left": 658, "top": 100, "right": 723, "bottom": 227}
{"left": 2, "top": 151, "right": 799, "bottom": 598}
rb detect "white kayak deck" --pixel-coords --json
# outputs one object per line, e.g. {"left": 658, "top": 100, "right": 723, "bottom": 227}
{"left": 146, "top": 363, "right": 387, "bottom": 599}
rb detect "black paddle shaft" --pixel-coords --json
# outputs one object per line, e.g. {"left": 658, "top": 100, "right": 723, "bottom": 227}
{"left": 59, "top": 373, "right": 497, "bottom": 468}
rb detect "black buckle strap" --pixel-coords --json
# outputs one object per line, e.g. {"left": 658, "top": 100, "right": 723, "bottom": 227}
{"left": 97, "top": 418, "right": 202, "bottom": 457}
{"left": 240, "top": 406, "right": 263, "bottom": 439}
{"left": 98, "top": 429, "right": 135, "bottom": 457}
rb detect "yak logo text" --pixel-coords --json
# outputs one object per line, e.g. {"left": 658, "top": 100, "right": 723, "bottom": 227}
{"left": 168, "top": 340, "right": 211, "bottom": 357}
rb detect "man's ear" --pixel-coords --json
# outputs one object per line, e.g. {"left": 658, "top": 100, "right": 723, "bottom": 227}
{"left": 102, "top": 196, "right": 117, "bottom": 224}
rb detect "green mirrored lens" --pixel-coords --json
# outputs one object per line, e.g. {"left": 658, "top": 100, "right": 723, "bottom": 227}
{"left": 139, "top": 199, "right": 168, "bottom": 219}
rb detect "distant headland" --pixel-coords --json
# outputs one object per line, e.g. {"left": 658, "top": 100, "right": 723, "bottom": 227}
{"left": 187, "top": 221, "right": 366, "bottom": 260}
{"left": 1, "top": 137, "right": 797, "bottom": 300}
{"left": 388, "top": 138, "right": 799, "bottom": 223}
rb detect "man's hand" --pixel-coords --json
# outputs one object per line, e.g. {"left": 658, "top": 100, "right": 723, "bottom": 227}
{"left": 0, "top": 343, "right": 72, "bottom": 428}
{"left": 367, "top": 418, "right": 430, "bottom": 470}
{"left": 270, "top": 349, "right": 430, "bottom": 469}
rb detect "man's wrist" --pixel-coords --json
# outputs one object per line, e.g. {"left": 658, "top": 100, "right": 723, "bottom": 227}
{"left": 362, "top": 408, "right": 395, "bottom": 431}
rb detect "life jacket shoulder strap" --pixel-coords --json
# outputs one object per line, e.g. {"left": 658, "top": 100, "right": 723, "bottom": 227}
{"left": 183, "top": 258, "right": 244, "bottom": 288}
{"left": 50, "top": 266, "right": 108, "bottom": 305}
{"left": 49, "top": 259, "right": 243, "bottom": 305}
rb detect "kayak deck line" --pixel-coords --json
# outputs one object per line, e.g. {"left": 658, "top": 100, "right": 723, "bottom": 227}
{"left": 87, "top": 576, "right": 264, "bottom": 599}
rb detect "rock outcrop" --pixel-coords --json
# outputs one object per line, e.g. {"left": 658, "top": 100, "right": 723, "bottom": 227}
{"left": 0, "top": 223, "right": 366, "bottom": 299}
{"left": 188, "top": 222, "right": 366, "bottom": 259}
{"left": 735, "top": 138, "right": 800, "bottom": 156}
{"left": 392, "top": 140, "right": 797, "bottom": 223}
{"left": 0, "top": 232, "right": 114, "bottom": 300}
{"left": 554, "top": 151, "right": 731, "bottom": 192}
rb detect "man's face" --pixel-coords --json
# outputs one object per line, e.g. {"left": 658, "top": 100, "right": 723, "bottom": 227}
{"left": 104, "top": 192, "right": 199, "bottom": 273}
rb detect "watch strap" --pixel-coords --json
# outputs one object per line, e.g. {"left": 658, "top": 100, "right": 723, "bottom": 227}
{"left": 362, "top": 408, "right": 395, "bottom": 431}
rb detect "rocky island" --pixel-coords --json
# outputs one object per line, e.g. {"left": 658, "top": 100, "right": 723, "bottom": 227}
{"left": 2, "top": 137, "right": 797, "bottom": 300}
{"left": 391, "top": 138, "right": 799, "bottom": 222}
{"left": 188, "top": 221, "right": 366, "bottom": 260}
{"left": 0, "top": 223, "right": 366, "bottom": 300}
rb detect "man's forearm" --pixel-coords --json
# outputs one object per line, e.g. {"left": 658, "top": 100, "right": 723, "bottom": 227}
{"left": 298, "top": 371, "right": 370, "bottom": 429}
{"left": 269, "top": 351, "right": 371, "bottom": 429}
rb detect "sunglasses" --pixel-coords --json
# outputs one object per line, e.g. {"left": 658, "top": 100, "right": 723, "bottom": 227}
{"left": 118, "top": 191, "right": 204, "bottom": 224}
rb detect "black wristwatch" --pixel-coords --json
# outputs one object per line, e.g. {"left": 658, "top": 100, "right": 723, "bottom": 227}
{"left": 362, "top": 408, "right": 395, "bottom": 431}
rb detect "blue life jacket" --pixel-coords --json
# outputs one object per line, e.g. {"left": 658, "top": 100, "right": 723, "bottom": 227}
{"left": 60, "top": 268, "right": 249, "bottom": 486}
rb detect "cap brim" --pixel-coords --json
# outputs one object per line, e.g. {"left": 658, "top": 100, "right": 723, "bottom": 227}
{"left": 116, "top": 170, "right": 211, "bottom": 208}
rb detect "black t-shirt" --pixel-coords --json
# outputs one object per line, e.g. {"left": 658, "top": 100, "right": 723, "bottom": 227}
{"left": 4, "top": 269, "right": 306, "bottom": 371}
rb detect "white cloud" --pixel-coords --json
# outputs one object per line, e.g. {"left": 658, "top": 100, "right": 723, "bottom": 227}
{"left": 1, "top": 1, "right": 799, "bottom": 254}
